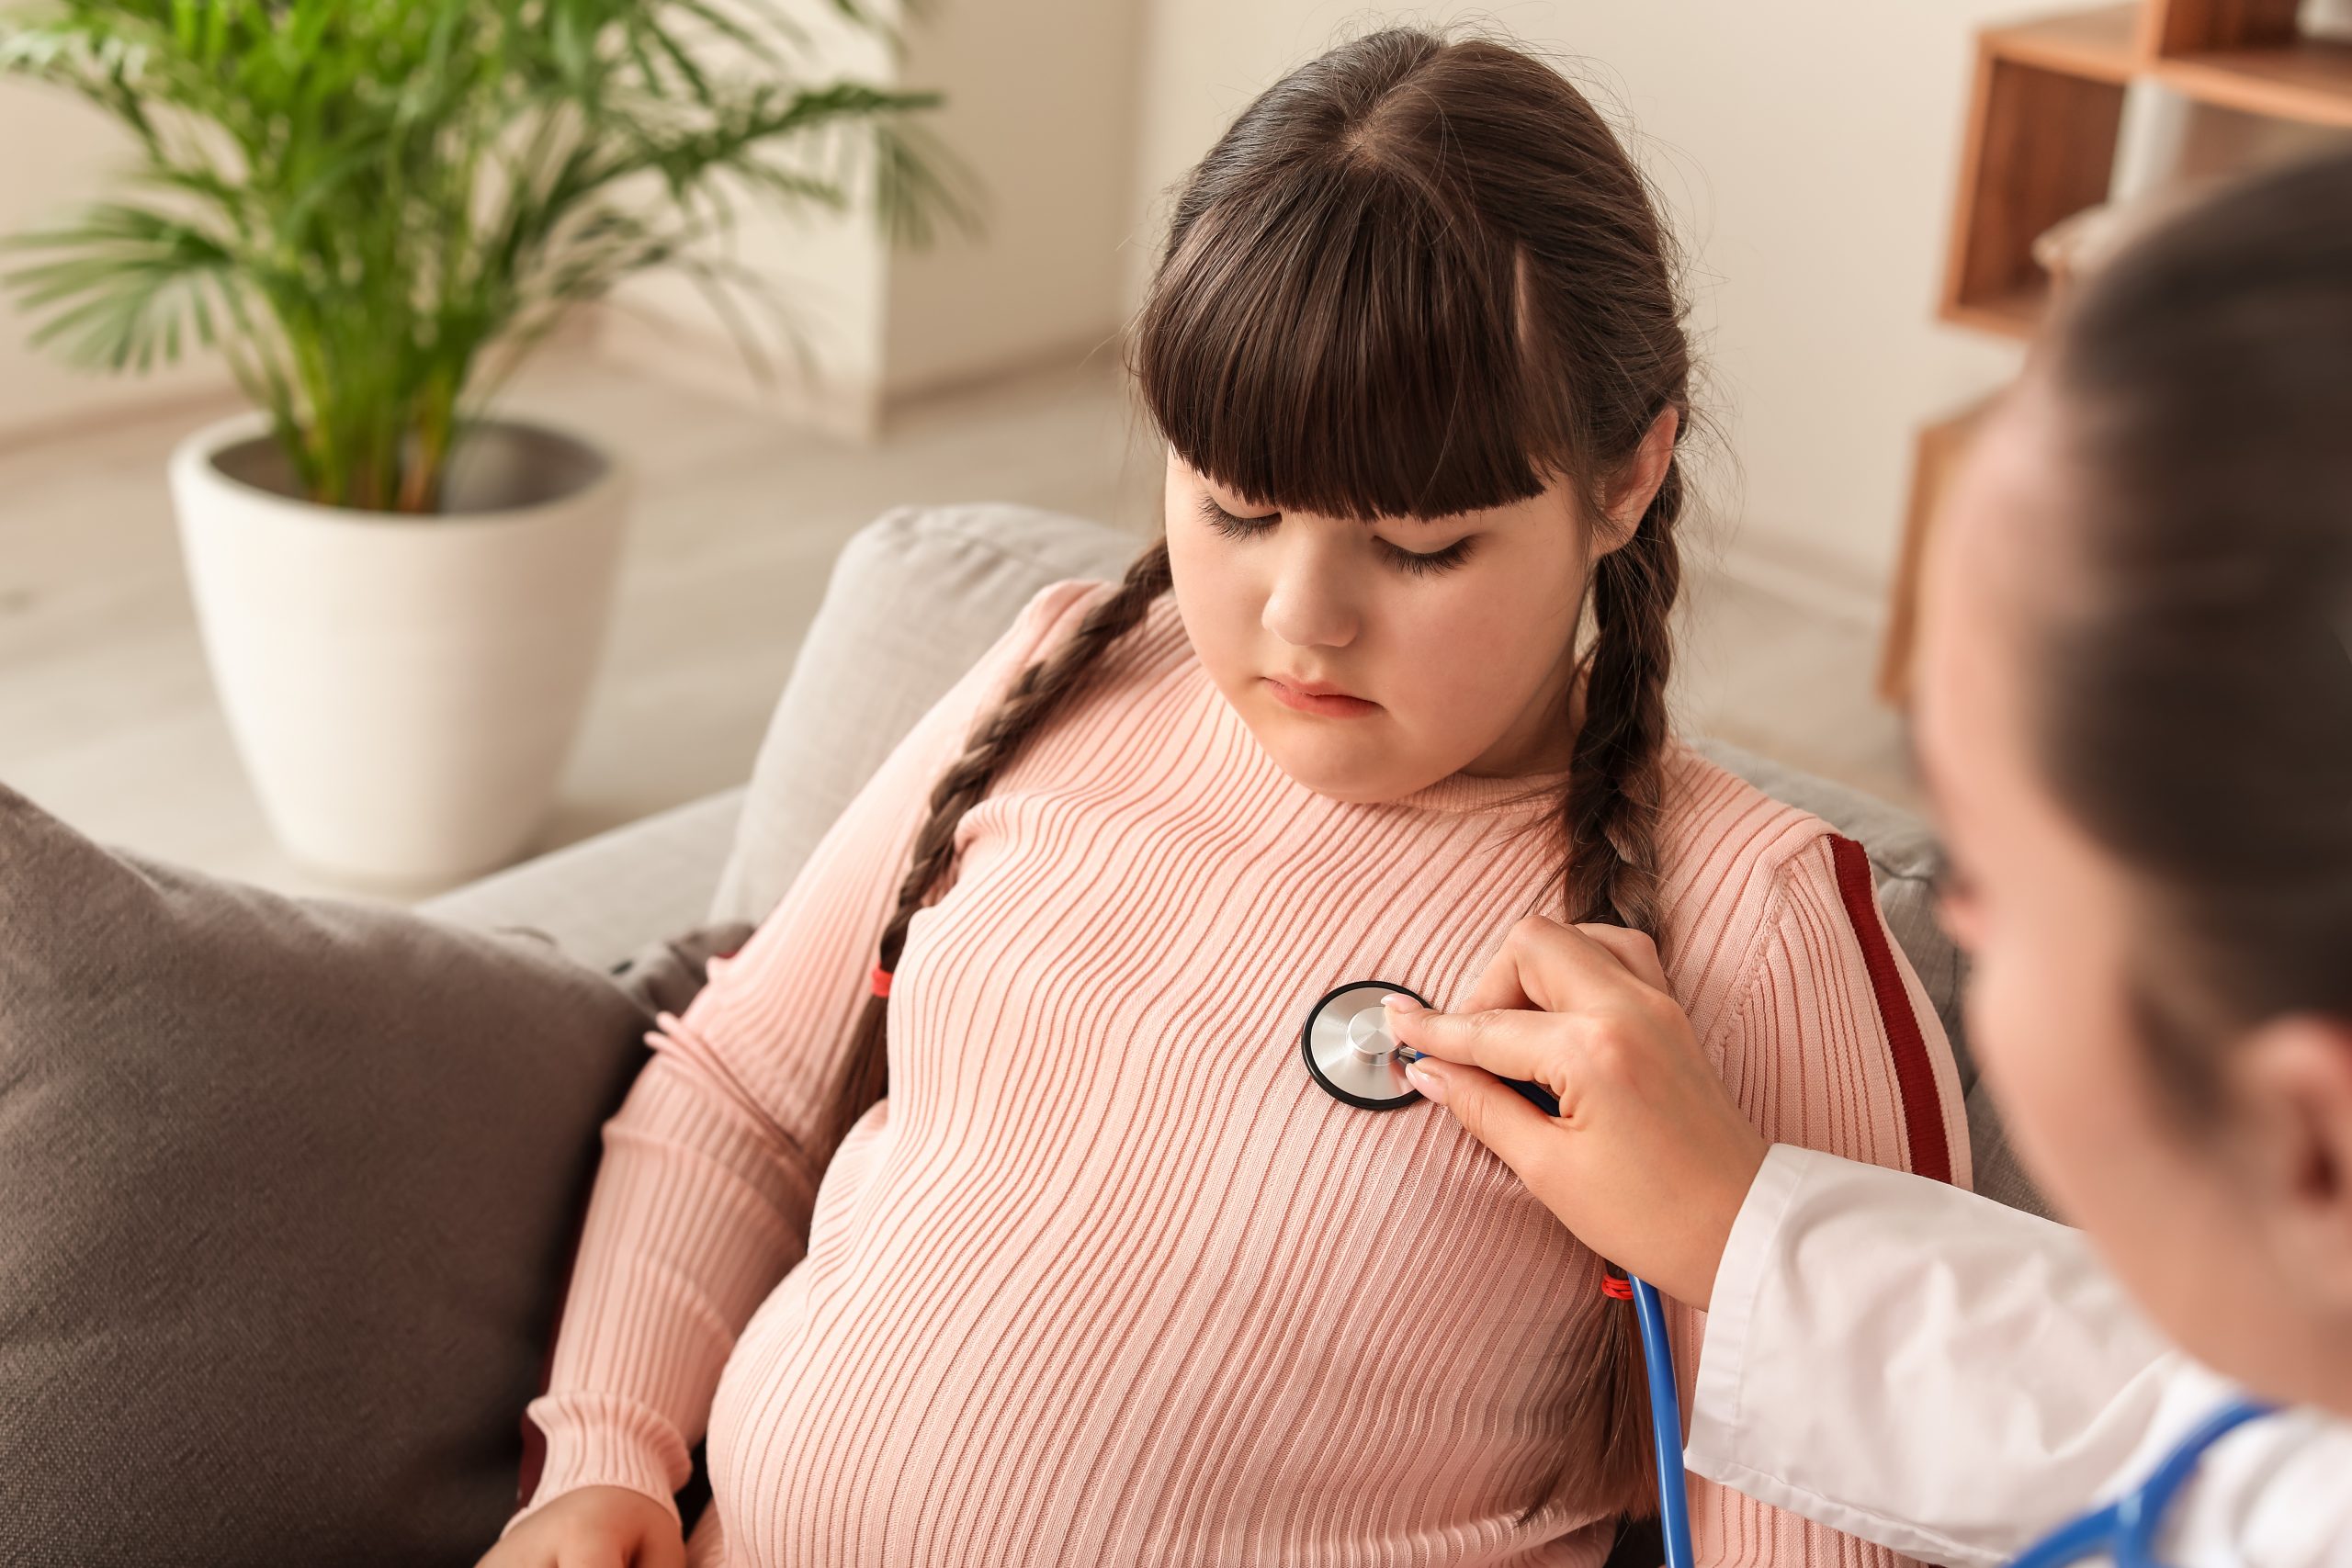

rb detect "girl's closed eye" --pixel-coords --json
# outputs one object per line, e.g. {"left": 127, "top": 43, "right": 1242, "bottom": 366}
{"left": 1194, "top": 495, "right": 1283, "bottom": 547}
{"left": 1193, "top": 493, "right": 1476, "bottom": 578}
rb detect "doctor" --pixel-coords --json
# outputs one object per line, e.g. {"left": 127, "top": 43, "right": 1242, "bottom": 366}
{"left": 1389, "top": 147, "right": 2352, "bottom": 1565}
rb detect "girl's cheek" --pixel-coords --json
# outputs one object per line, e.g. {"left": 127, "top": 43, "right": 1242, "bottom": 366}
{"left": 1419, "top": 581, "right": 1561, "bottom": 705}
{"left": 1164, "top": 530, "right": 1258, "bottom": 663}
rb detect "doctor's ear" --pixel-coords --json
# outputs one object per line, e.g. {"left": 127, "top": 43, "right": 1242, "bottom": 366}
{"left": 1592, "top": 406, "right": 1680, "bottom": 558}
{"left": 2229, "top": 1014, "right": 2352, "bottom": 1311}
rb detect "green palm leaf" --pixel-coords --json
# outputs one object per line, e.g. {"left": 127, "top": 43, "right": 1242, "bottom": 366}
{"left": 0, "top": 0, "right": 978, "bottom": 512}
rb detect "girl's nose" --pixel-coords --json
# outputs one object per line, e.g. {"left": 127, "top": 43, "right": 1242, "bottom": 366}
{"left": 1270, "top": 531, "right": 1363, "bottom": 649}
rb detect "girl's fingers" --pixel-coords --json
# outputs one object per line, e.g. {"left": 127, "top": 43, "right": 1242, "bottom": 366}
{"left": 556, "top": 1542, "right": 626, "bottom": 1568}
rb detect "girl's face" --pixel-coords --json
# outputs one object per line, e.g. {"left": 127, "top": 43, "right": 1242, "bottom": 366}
{"left": 1916, "top": 376, "right": 2352, "bottom": 1408}
{"left": 1160, "top": 431, "right": 1668, "bottom": 803}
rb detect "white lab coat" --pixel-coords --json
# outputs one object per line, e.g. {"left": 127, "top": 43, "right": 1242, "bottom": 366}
{"left": 1683, "top": 1145, "right": 2352, "bottom": 1567}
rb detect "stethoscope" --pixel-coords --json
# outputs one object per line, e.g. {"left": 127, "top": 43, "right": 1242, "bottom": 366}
{"left": 1303, "top": 979, "right": 2288, "bottom": 1568}
{"left": 1301, "top": 979, "right": 1697, "bottom": 1568}
{"left": 2010, "top": 1395, "right": 2280, "bottom": 1568}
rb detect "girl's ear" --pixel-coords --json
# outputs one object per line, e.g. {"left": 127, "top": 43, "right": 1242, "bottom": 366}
{"left": 1595, "top": 407, "right": 1680, "bottom": 558}
{"left": 2232, "top": 1014, "right": 2352, "bottom": 1313}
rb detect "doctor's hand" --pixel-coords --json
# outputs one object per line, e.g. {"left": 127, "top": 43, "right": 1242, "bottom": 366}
{"left": 1383, "top": 916, "right": 1768, "bottom": 1311}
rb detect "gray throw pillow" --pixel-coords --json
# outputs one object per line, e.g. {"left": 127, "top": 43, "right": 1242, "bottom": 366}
{"left": 0, "top": 782, "right": 658, "bottom": 1567}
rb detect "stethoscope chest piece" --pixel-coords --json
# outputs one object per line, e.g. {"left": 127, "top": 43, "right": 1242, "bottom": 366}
{"left": 1301, "top": 978, "right": 1430, "bottom": 1110}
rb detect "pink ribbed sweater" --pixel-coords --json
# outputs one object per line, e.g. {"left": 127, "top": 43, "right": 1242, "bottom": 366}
{"left": 502, "top": 577, "right": 1971, "bottom": 1567}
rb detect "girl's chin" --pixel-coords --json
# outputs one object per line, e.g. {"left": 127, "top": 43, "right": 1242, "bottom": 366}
{"left": 1256, "top": 735, "right": 1400, "bottom": 805}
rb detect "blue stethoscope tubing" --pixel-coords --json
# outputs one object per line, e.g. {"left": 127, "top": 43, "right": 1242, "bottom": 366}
{"left": 1497, "top": 1074, "right": 1697, "bottom": 1568}
{"left": 2008, "top": 1394, "right": 2277, "bottom": 1568}
{"left": 1466, "top": 1060, "right": 2274, "bottom": 1568}
{"left": 1629, "top": 1273, "right": 1695, "bottom": 1568}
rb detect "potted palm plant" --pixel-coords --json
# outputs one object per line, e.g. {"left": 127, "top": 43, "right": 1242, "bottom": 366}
{"left": 0, "top": 0, "right": 970, "bottom": 884}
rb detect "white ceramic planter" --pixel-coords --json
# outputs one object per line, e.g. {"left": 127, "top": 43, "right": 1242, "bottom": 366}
{"left": 169, "top": 413, "right": 630, "bottom": 886}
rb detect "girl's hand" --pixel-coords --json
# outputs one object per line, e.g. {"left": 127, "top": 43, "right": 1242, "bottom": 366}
{"left": 1384, "top": 915, "right": 1769, "bottom": 1310}
{"left": 475, "top": 1484, "right": 686, "bottom": 1568}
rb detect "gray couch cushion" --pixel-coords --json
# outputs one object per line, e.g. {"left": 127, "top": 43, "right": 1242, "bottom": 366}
{"left": 710, "top": 502, "right": 1141, "bottom": 928}
{"left": 711, "top": 502, "right": 2044, "bottom": 1218}
{"left": 0, "top": 782, "right": 656, "bottom": 1567}
{"left": 425, "top": 785, "right": 747, "bottom": 975}
{"left": 1690, "top": 739, "right": 2044, "bottom": 1217}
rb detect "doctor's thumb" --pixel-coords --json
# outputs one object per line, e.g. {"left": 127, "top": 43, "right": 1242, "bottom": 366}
{"left": 1406, "top": 1057, "right": 1553, "bottom": 1174}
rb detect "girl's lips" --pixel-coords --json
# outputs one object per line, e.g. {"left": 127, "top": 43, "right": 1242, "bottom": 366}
{"left": 1264, "top": 675, "right": 1380, "bottom": 717}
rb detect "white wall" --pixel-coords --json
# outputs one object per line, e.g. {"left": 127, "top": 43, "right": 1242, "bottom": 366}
{"left": 591, "top": 12, "right": 902, "bottom": 439}
{"left": 5, "top": 0, "right": 2039, "bottom": 595}
{"left": 882, "top": 0, "right": 1148, "bottom": 393}
{"left": 1123, "top": 1, "right": 2037, "bottom": 592}
{"left": 0, "top": 86, "right": 230, "bottom": 440}
{"left": 602, "top": 0, "right": 1149, "bottom": 428}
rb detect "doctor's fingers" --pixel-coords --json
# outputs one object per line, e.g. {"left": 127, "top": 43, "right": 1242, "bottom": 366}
{"left": 1387, "top": 1000, "right": 1602, "bottom": 1093}
{"left": 1409, "top": 1055, "right": 1566, "bottom": 1183}
{"left": 1561, "top": 922, "right": 1669, "bottom": 992}
{"left": 1451, "top": 916, "right": 1670, "bottom": 1021}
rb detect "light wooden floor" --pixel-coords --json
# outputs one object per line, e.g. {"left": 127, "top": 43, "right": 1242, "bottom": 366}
{"left": 0, "top": 346, "right": 1919, "bottom": 906}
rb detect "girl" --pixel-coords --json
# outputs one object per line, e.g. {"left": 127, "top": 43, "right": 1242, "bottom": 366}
{"left": 483, "top": 25, "right": 1968, "bottom": 1568}
{"left": 1390, "top": 149, "right": 2352, "bottom": 1562}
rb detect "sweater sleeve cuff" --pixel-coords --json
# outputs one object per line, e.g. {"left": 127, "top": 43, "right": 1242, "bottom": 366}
{"left": 499, "top": 1390, "right": 694, "bottom": 1540}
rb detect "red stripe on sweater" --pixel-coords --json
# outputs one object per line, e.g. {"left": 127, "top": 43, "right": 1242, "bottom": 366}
{"left": 1828, "top": 834, "right": 1952, "bottom": 1185}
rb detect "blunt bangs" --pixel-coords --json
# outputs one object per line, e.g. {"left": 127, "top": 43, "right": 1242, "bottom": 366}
{"left": 1134, "top": 157, "right": 1573, "bottom": 525}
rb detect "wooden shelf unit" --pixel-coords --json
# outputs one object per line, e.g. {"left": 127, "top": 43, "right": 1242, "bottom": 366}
{"left": 2157, "top": 39, "right": 2352, "bottom": 127}
{"left": 2145, "top": 0, "right": 2352, "bottom": 135}
{"left": 1880, "top": 0, "right": 2352, "bottom": 705}
{"left": 1941, "top": 14, "right": 2135, "bottom": 339}
{"left": 1942, "top": 1, "right": 2352, "bottom": 344}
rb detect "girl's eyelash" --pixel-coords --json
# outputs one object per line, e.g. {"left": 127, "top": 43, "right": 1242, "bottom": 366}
{"left": 1193, "top": 495, "right": 1475, "bottom": 577}
{"left": 1387, "top": 539, "right": 1476, "bottom": 577}
{"left": 1195, "top": 496, "right": 1278, "bottom": 544}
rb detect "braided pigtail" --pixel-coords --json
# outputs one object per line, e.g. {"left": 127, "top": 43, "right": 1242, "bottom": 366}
{"left": 819, "top": 539, "right": 1177, "bottom": 1155}
{"left": 1516, "top": 451, "right": 1687, "bottom": 1532}
{"left": 1560, "top": 456, "right": 1683, "bottom": 937}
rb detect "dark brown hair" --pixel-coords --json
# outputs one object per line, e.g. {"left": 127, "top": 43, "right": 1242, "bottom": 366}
{"left": 2041, "top": 146, "right": 2352, "bottom": 1111}
{"left": 827, "top": 23, "right": 1694, "bottom": 1529}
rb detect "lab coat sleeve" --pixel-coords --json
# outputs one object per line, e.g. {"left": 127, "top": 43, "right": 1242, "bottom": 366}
{"left": 1661, "top": 833, "right": 1975, "bottom": 1567}
{"left": 1685, "top": 1145, "right": 2207, "bottom": 1568}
